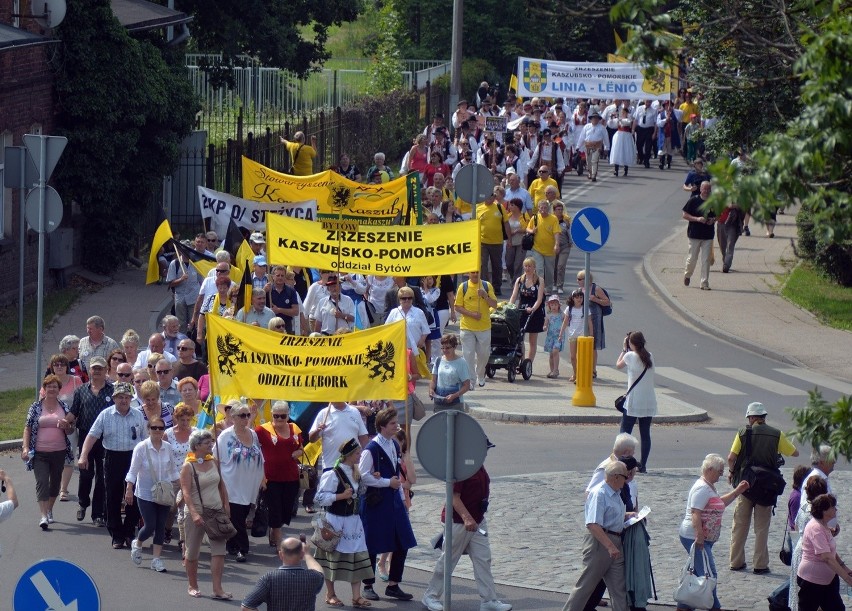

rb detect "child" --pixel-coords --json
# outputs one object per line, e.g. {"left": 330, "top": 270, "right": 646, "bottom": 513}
{"left": 558, "top": 289, "right": 592, "bottom": 382}
{"left": 542, "top": 294, "right": 565, "bottom": 378}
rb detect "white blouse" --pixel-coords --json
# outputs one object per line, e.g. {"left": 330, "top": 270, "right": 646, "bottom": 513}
{"left": 125, "top": 439, "right": 180, "bottom": 503}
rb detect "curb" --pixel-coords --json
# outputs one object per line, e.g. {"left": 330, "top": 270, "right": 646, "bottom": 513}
{"left": 642, "top": 228, "right": 806, "bottom": 368}
{"left": 466, "top": 405, "right": 708, "bottom": 424}
{"left": 0, "top": 439, "right": 22, "bottom": 452}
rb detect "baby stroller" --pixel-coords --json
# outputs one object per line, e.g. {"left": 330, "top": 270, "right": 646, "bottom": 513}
{"left": 485, "top": 304, "right": 533, "bottom": 383}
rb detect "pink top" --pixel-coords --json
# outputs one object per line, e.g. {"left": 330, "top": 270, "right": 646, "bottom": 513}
{"left": 798, "top": 518, "right": 837, "bottom": 585}
{"left": 198, "top": 374, "right": 210, "bottom": 401}
{"left": 39, "top": 375, "right": 83, "bottom": 404}
{"left": 36, "top": 411, "right": 67, "bottom": 452}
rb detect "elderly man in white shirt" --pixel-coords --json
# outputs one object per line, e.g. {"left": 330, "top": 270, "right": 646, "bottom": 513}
{"left": 579, "top": 112, "right": 610, "bottom": 182}
{"left": 313, "top": 276, "right": 356, "bottom": 335}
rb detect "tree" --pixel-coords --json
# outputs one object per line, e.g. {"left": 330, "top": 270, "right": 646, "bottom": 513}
{"left": 53, "top": 0, "right": 198, "bottom": 274}
{"left": 178, "top": 0, "right": 364, "bottom": 87}
{"left": 365, "top": 4, "right": 405, "bottom": 95}
{"left": 788, "top": 390, "right": 852, "bottom": 462}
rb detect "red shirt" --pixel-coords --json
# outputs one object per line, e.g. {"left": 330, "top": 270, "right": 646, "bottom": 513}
{"left": 442, "top": 467, "right": 490, "bottom": 525}
{"left": 255, "top": 424, "right": 301, "bottom": 482}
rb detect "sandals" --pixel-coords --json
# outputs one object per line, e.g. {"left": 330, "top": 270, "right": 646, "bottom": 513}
{"left": 326, "top": 596, "right": 344, "bottom": 608}
{"left": 305, "top": 506, "right": 317, "bottom": 514}
{"left": 187, "top": 588, "right": 202, "bottom": 598}
{"left": 352, "top": 598, "right": 372, "bottom": 608}
{"left": 212, "top": 592, "right": 233, "bottom": 600}
{"left": 59, "top": 490, "right": 70, "bottom": 502}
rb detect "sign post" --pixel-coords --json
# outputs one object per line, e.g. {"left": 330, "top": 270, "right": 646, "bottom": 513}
{"left": 416, "top": 411, "right": 488, "bottom": 610}
{"left": 23, "top": 134, "right": 67, "bottom": 398}
{"left": 569, "top": 207, "right": 611, "bottom": 407}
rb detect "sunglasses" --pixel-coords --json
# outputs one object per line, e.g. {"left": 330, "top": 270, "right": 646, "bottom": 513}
{"left": 216, "top": 268, "right": 229, "bottom": 273}
{"left": 131, "top": 426, "right": 138, "bottom": 441}
{"left": 272, "top": 414, "right": 289, "bottom": 419}
{"left": 177, "top": 346, "right": 192, "bottom": 351}
{"left": 110, "top": 356, "right": 125, "bottom": 361}
{"left": 224, "top": 406, "right": 232, "bottom": 411}
{"left": 117, "top": 372, "right": 132, "bottom": 378}
{"left": 149, "top": 426, "right": 165, "bottom": 431}
{"left": 155, "top": 370, "right": 171, "bottom": 376}
{"left": 235, "top": 413, "right": 251, "bottom": 419}
{"left": 399, "top": 296, "right": 413, "bottom": 301}
{"left": 274, "top": 325, "right": 285, "bottom": 330}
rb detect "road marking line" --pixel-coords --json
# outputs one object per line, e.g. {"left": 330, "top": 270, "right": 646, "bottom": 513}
{"left": 708, "top": 368, "right": 808, "bottom": 396}
{"left": 775, "top": 368, "right": 852, "bottom": 396}
{"left": 655, "top": 367, "right": 746, "bottom": 395}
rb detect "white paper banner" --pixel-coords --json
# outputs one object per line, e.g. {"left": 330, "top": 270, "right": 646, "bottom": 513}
{"left": 198, "top": 186, "right": 317, "bottom": 237}
{"left": 516, "top": 57, "right": 670, "bottom": 100}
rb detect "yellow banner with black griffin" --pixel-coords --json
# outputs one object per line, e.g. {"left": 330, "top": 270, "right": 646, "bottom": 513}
{"left": 266, "top": 212, "right": 481, "bottom": 276}
{"left": 206, "top": 315, "right": 408, "bottom": 402}
{"left": 241, "top": 156, "right": 422, "bottom": 225}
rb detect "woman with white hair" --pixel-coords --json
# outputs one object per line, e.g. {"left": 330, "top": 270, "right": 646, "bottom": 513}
{"left": 585, "top": 433, "right": 639, "bottom": 496}
{"left": 677, "top": 454, "right": 749, "bottom": 611}
{"left": 56, "top": 335, "right": 87, "bottom": 382}
{"left": 255, "top": 401, "right": 303, "bottom": 549}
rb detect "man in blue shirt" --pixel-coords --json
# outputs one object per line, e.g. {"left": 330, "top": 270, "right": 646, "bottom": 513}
{"left": 562, "top": 461, "right": 632, "bottom": 611}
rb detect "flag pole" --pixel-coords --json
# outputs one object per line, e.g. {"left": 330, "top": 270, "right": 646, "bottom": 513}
{"left": 172, "top": 243, "right": 187, "bottom": 275}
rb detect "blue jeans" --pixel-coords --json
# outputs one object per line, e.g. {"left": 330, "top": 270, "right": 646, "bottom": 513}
{"left": 679, "top": 536, "right": 720, "bottom": 609}
{"left": 137, "top": 497, "right": 170, "bottom": 546}
{"left": 620, "top": 415, "right": 652, "bottom": 470}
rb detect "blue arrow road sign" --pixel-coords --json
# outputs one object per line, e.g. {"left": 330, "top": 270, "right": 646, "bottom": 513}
{"left": 570, "top": 206, "right": 610, "bottom": 253}
{"left": 15, "top": 559, "right": 101, "bottom": 611}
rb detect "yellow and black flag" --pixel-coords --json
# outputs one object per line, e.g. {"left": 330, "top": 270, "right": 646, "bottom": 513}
{"left": 222, "top": 219, "right": 254, "bottom": 282}
{"left": 172, "top": 240, "right": 217, "bottom": 278}
{"left": 146, "top": 210, "right": 173, "bottom": 284}
{"left": 235, "top": 258, "right": 252, "bottom": 318}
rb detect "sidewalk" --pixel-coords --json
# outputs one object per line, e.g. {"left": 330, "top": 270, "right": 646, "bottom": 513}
{"left": 0, "top": 266, "right": 172, "bottom": 393}
{"left": 644, "top": 211, "right": 852, "bottom": 381}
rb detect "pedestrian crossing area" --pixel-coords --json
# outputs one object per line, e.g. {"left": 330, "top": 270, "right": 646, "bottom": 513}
{"left": 595, "top": 364, "right": 852, "bottom": 400}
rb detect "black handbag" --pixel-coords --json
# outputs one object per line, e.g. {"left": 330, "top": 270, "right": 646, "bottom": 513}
{"left": 615, "top": 366, "right": 648, "bottom": 414}
{"left": 250, "top": 491, "right": 269, "bottom": 538}
{"left": 779, "top": 520, "right": 792, "bottom": 566}
{"left": 521, "top": 215, "right": 537, "bottom": 250}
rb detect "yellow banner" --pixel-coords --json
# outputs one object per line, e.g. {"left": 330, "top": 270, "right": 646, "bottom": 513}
{"left": 266, "top": 213, "right": 480, "bottom": 276}
{"left": 241, "top": 157, "right": 421, "bottom": 225}
{"left": 206, "top": 316, "right": 408, "bottom": 402}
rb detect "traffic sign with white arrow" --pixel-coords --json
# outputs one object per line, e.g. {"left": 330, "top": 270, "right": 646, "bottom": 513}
{"left": 570, "top": 206, "right": 610, "bottom": 253}
{"left": 14, "top": 559, "right": 100, "bottom": 611}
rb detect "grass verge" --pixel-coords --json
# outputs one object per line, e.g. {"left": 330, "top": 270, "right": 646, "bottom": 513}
{"left": 782, "top": 262, "right": 852, "bottom": 331}
{"left": 0, "top": 288, "right": 80, "bottom": 354}
{"left": 0, "top": 388, "right": 37, "bottom": 442}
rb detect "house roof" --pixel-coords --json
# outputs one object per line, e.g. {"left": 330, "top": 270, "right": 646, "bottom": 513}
{"left": 0, "top": 23, "right": 57, "bottom": 50}
{"left": 111, "top": 0, "right": 192, "bottom": 32}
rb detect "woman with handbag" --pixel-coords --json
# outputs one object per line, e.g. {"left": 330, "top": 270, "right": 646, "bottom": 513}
{"left": 616, "top": 331, "right": 657, "bottom": 471}
{"left": 125, "top": 417, "right": 180, "bottom": 573}
{"left": 255, "top": 401, "right": 303, "bottom": 549}
{"left": 313, "top": 438, "right": 374, "bottom": 608}
{"left": 677, "top": 454, "right": 749, "bottom": 611}
{"left": 216, "top": 402, "right": 265, "bottom": 563}
{"left": 796, "top": 493, "right": 852, "bottom": 611}
{"left": 179, "top": 429, "right": 232, "bottom": 599}
{"left": 790, "top": 476, "right": 830, "bottom": 611}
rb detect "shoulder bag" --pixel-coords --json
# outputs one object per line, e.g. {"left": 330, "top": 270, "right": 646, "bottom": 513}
{"left": 522, "top": 215, "right": 537, "bottom": 250}
{"left": 190, "top": 462, "right": 237, "bottom": 541}
{"left": 779, "top": 520, "right": 792, "bottom": 566}
{"left": 673, "top": 543, "right": 716, "bottom": 609}
{"left": 310, "top": 467, "right": 346, "bottom": 552}
{"left": 614, "top": 366, "right": 647, "bottom": 414}
{"left": 147, "top": 441, "right": 176, "bottom": 507}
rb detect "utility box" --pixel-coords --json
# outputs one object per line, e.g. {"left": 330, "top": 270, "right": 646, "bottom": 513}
{"left": 49, "top": 227, "right": 74, "bottom": 269}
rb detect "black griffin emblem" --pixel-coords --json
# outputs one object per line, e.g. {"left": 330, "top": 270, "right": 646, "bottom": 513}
{"left": 363, "top": 340, "right": 396, "bottom": 382}
{"left": 330, "top": 184, "right": 352, "bottom": 210}
{"left": 216, "top": 333, "right": 244, "bottom": 376}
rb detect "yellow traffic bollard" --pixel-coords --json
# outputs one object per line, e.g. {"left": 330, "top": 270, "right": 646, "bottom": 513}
{"left": 572, "top": 336, "right": 596, "bottom": 406}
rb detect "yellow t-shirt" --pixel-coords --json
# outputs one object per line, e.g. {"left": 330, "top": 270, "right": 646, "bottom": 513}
{"left": 528, "top": 213, "right": 559, "bottom": 255}
{"left": 286, "top": 140, "right": 316, "bottom": 176}
{"left": 454, "top": 279, "right": 496, "bottom": 332}
{"left": 476, "top": 203, "right": 508, "bottom": 245}
{"left": 527, "top": 177, "right": 558, "bottom": 205}
{"left": 679, "top": 102, "right": 700, "bottom": 124}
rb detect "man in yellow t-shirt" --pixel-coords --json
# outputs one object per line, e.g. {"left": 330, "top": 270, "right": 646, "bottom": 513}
{"left": 526, "top": 199, "right": 561, "bottom": 291}
{"left": 527, "top": 165, "right": 559, "bottom": 204}
{"left": 280, "top": 131, "right": 317, "bottom": 176}
{"left": 476, "top": 190, "right": 509, "bottom": 296}
{"left": 454, "top": 270, "right": 498, "bottom": 388}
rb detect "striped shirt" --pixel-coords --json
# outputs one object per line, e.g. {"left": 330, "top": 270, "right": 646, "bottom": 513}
{"left": 70, "top": 382, "right": 115, "bottom": 435}
{"left": 88, "top": 405, "right": 148, "bottom": 451}
{"left": 77, "top": 335, "right": 120, "bottom": 371}
{"left": 241, "top": 566, "right": 324, "bottom": 611}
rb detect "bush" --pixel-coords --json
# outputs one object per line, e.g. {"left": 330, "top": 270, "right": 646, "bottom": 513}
{"left": 796, "top": 201, "right": 852, "bottom": 286}
{"left": 432, "top": 58, "right": 500, "bottom": 103}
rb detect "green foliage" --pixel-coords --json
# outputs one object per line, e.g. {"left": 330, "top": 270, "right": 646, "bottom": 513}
{"left": 365, "top": 4, "right": 405, "bottom": 95}
{"left": 788, "top": 390, "right": 852, "bottom": 461}
{"left": 53, "top": 0, "right": 198, "bottom": 275}
{"left": 0, "top": 288, "right": 79, "bottom": 353}
{"left": 179, "top": 0, "right": 364, "bottom": 87}
{"left": 781, "top": 262, "right": 852, "bottom": 330}
{"left": 0, "top": 388, "right": 37, "bottom": 441}
{"left": 432, "top": 59, "right": 499, "bottom": 102}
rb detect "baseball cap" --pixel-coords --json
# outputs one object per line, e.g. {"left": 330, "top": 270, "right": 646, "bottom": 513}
{"left": 89, "top": 356, "right": 107, "bottom": 368}
{"left": 546, "top": 294, "right": 560, "bottom": 304}
{"left": 113, "top": 382, "right": 133, "bottom": 396}
{"left": 249, "top": 232, "right": 265, "bottom": 244}
{"left": 746, "top": 402, "right": 767, "bottom": 417}
{"left": 253, "top": 255, "right": 267, "bottom": 267}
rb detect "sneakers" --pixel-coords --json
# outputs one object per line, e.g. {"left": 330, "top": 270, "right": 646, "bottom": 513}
{"left": 422, "top": 595, "right": 444, "bottom": 611}
{"left": 47, "top": 511, "right": 55, "bottom": 524}
{"left": 480, "top": 601, "right": 513, "bottom": 611}
{"left": 385, "top": 585, "right": 414, "bottom": 600}
{"left": 76, "top": 506, "right": 86, "bottom": 521}
{"left": 743, "top": 225, "right": 751, "bottom": 236}
{"left": 477, "top": 378, "right": 486, "bottom": 388}
{"left": 130, "top": 540, "right": 143, "bottom": 566}
{"left": 151, "top": 557, "right": 166, "bottom": 573}
{"left": 362, "top": 586, "right": 380, "bottom": 601}
{"left": 39, "top": 516, "right": 49, "bottom": 530}
{"left": 683, "top": 275, "right": 690, "bottom": 286}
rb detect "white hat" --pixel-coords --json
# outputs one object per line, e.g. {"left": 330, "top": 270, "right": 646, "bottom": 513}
{"left": 746, "top": 402, "right": 767, "bottom": 417}
{"left": 546, "top": 294, "right": 560, "bottom": 304}
{"left": 249, "top": 232, "right": 265, "bottom": 244}
{"left": 506, "top": 167, "right": 517, "bottom": 176}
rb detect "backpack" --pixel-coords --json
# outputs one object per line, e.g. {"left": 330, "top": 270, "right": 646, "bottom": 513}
{"left": 461, "top": 280, "right": 491, "bottom": 298}
{"left": 740, "top": 428, "right": 786, "bottom": 508}
{"left": 591, "top": 283, "right": 612, "bottom": 316}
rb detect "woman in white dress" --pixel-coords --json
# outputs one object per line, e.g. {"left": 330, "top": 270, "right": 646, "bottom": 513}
{"left": 609, "top": 107, "right": 637, "bottom": 176}
{"left": 314, "top": 438, "right": 374, "bottom": 608}
{"left": 616, "top": 331, "right": 657, "bottom": 472}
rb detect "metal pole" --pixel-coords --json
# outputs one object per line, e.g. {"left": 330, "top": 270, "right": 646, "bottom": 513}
{"left": 34, "top": 136, "right": 47, "bottom": 399}
{"left": 449, "top": 0, "right": 463, "bottom": 117}
{"left": 18, "top": 158, "right": 26, "bottom": 342}
{"left": 443, "top": 409, "right": 456, "bottom": 609}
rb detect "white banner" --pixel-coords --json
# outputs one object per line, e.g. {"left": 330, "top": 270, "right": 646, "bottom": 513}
{"left": 516, "top": 57, "right": 672, "bottom": 100}
{"left": 198, "top": 186, "right": 317, "bottom": 237}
